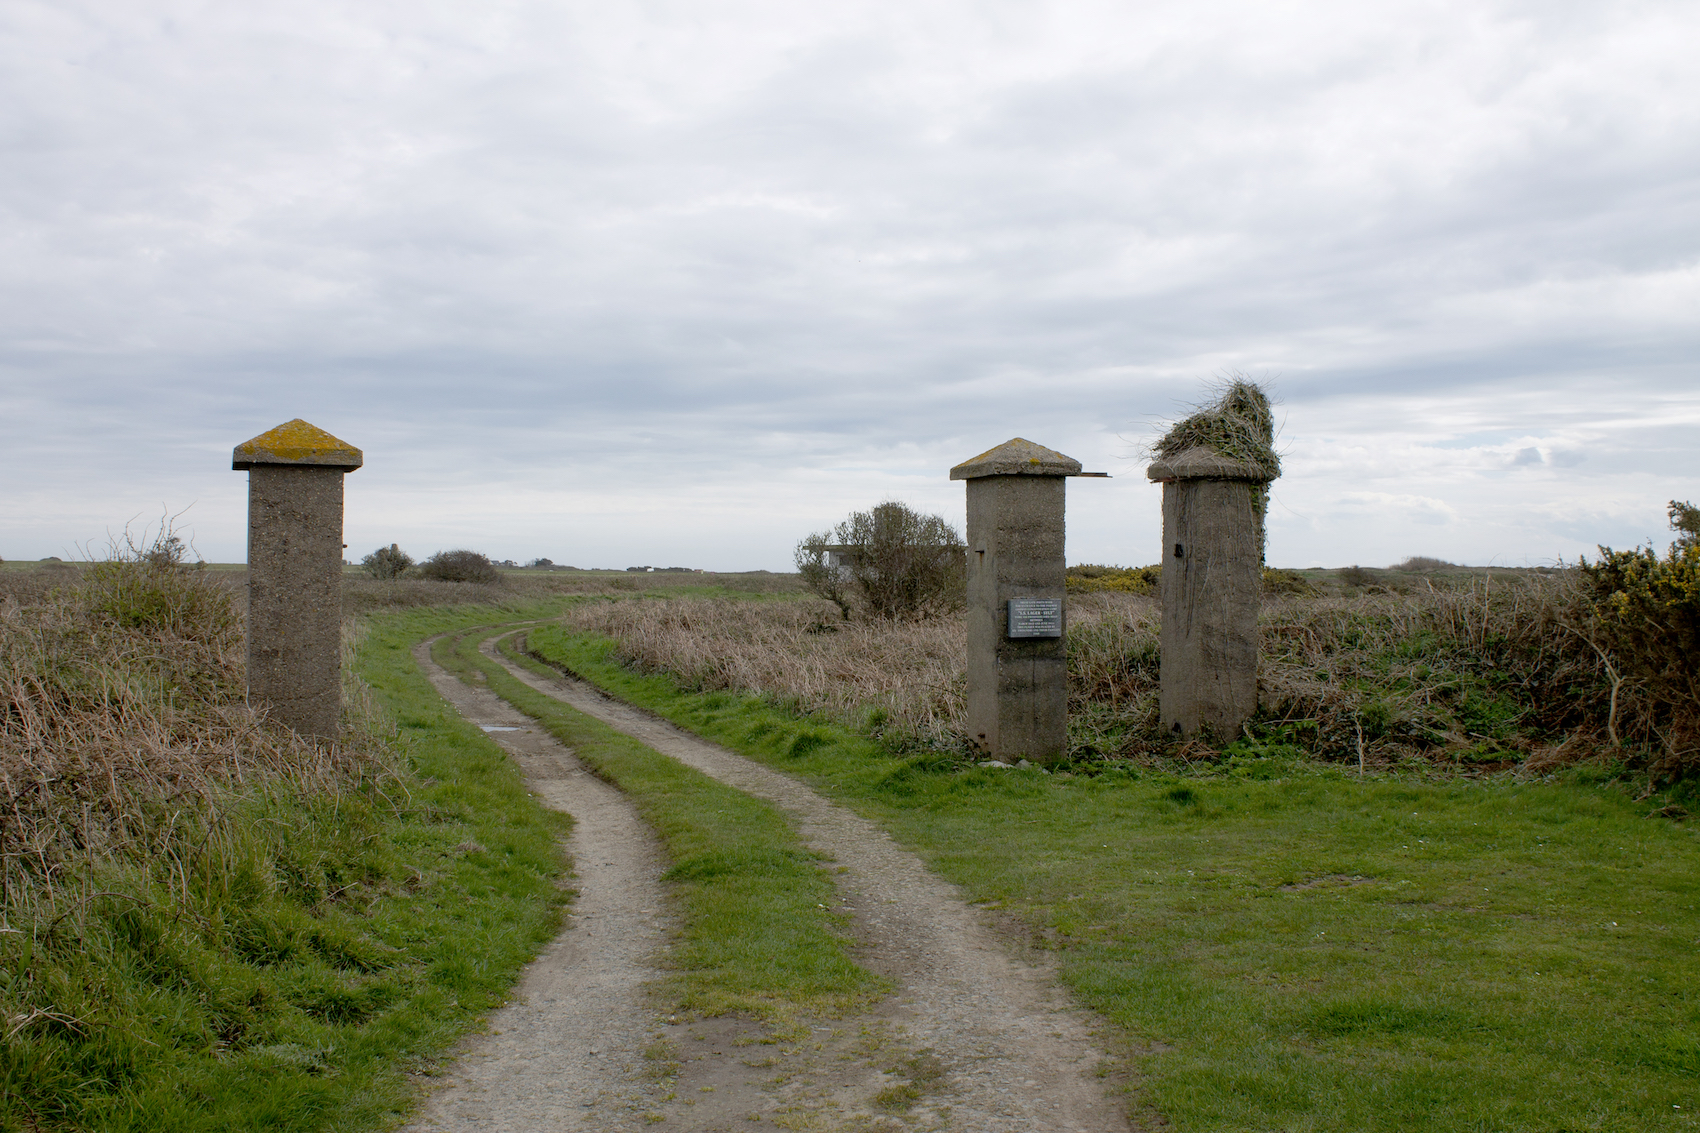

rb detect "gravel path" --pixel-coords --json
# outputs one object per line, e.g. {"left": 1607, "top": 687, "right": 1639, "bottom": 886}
{"left": 401, "top": 640, "right": 677, "bottom": 1132}
{"left": 482, "top": 631, "right": 1135, "bottom": 1133}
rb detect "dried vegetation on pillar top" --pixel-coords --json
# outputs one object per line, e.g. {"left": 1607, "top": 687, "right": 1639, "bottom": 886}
{"left": 232, "top": 419, "right": 363, "bottom": 471}
{"left": 1146, "top": 380, "right": 1279, "bottom": 485}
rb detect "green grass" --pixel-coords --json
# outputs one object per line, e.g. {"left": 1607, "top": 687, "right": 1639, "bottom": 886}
{"left": 524, "top": 625, "right": 1700, "bottom": 1133}
{"left": 435, "top": 623, "right": 879, "bottom": 1019}
{"left": 2, "top": 602, "right": 571, "bottom": 1132}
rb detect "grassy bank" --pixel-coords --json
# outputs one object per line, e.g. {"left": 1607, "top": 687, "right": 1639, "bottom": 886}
{"left": 526, "top": 625, "right": 1700, "bottom": 1132}
{"left": 1, "top": 576, "right": 573, "bottom": 1131}
{"left": 433, "top": 623, "right": 879, "bottom": 1020}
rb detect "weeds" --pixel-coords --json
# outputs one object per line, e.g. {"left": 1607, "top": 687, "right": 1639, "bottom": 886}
{"left": 1, "top": 539, "right": 379, "bottom": 900}
{"left": 0, "top": 548, "right": 571, "bottom": 1129}
{"left": 558, "top": 596, "right": 967, "bottom": 749}
{"left": 561, "top": 570, "right": 1656, "bottom": 779}
{"left": 1151, "top": 377, "right": 1280, "bottom": 483}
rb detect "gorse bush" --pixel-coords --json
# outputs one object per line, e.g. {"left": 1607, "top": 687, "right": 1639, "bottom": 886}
{"left": 361, "top": 543, "right": 414, "bottom": 579}
{"left": 1260, "top": 567, "right": 1319, "bottom": 596}
{"left": 1339, "top": 565, "right": 1378, "bottom": 588}
{"left": 83, "top": 552, "right": 237, "bottom": 637}
{"left": 1067, "top": 564, "right": 1161, "bottom": 595}
{"left": 1576, "top": 502, "right": 1700, "bottom": 777}
{"left": 795, "top": 501, "right": 965, "bottom": 621}
{"left": 419, "top": 548, "right": 501, "bottom": 584}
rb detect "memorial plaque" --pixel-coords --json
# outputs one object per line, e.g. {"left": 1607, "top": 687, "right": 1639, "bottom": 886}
{"left": 1007, "top": 597, "right": 1063, "bottom": 639}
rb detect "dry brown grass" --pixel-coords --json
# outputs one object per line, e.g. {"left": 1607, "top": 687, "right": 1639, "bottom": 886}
{"left": 1068, "top": 576, "right": 1629, "bottom": 768}
{"left": 0, "top": 561, "right": 795, "bottom": 892}
{"left": 0, "top": 562, "right": 381, "bottom": 900}
{"left": 561, "top": 596, "right": 970, "bottom": 744}
{"left": 564, "top": 573, "right": 1631, "bottom": 772}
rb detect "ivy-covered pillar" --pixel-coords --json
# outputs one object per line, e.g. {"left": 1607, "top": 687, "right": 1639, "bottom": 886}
{"left": 1146, "top": 383, "right": 1280, "bottom": 742}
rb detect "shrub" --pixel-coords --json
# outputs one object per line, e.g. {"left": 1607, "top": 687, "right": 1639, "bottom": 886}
{"left": 76, "top": 521, "right": 233, "bottom": 636}
{"left": 1577, "top": 535, "right": 1700, "bottom": 777}
{"left": 795, "top": 501, "right": 965, "bottom": 621}
{"left": 1261, "top": 567, "right": 1319, "bottom": 596}
{"left": 1069, "top": 563, "right": 1315, "bottom": 597}
{"left": 419, "top": 549, "right": 501, "bottom": 585}
{"left": 1339, "top": 565, "right": 1377, "bottom": 588}
{"left": 1671, "top": 500, "right": 1699, "bottom": 553}
{"left": 361, "top": 543, "right": 414, "bottom": 579}
{"left": 1392, "top": 556, "right": 1456, "bottom": 572}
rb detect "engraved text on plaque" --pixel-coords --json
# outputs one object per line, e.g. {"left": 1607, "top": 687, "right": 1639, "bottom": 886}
{"left": 1007, "top": 597, "right": 1063, "bottom": 639}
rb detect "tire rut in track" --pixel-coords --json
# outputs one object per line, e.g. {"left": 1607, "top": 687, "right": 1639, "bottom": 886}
{"left": 402, "top": 638, "right": 674, "bottom": 1131}
{"left": 481, "top": 631, "right": 1136, "bottom": 1133}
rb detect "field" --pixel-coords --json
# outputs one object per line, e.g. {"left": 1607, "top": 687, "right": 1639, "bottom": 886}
{"left": 525, "top": 598, "right": 1700, "bottom": 1132}
{"left": 4, "top": 551, "right": 1695, "bottom": 1131}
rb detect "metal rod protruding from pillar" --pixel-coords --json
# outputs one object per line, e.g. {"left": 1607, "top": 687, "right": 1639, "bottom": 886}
{"left": 952, "top": 437, "right": 1101, "bottom": 765}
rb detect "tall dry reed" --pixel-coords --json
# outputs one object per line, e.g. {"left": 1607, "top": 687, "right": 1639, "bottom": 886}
{"left": 560, "top": 597, "right": 969, "bottom": 744}
{"left": 564, "top": 573, "right": 1627, "bottom": 770}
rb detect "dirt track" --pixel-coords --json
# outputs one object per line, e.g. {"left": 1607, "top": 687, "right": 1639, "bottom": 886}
{"left": 402, "top": 631, "right": 1134, "bottom": 1132}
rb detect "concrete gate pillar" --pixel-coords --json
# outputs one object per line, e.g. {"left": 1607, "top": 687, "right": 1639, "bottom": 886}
{"left": 233, "top": 419, "right": 363, "bottom": 740}
{"left": 952, "top": 438, "right": 1100, "bottom": 764}
{"left": 1145, "top": 446, "right": 1271, "bottom": 742}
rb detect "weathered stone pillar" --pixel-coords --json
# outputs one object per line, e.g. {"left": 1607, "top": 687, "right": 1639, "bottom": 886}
{"left": 952, "top": 438, "right": 1093, "bottom": 764}
{"left": 1146, "top": 447, "right": 1271, "bottom": 742}
{"left": 233, "top": 419, "right": 362, "bottom": 740}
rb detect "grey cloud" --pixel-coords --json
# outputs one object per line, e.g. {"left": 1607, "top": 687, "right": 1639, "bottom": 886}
{"left": 2, "top": 1, "right": 1697, "bottom": 567}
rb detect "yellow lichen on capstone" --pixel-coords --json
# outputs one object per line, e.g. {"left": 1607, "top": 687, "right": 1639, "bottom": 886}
{"left": 232, "top": 419, "right": 363, "bottom": 470}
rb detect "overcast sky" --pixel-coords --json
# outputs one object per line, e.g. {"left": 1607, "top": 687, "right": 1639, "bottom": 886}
{"left": 4, "top": 0, "right": 1696, "bottom": 570}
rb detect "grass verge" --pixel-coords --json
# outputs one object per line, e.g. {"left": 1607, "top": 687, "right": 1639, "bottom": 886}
{"left": 432, "top": 622, "right": 880, "bottom": 1021}
{"left": 1, "top": 600, "right": 572, "bottom": 1132}
{"left": 525, "top": 625, "right": 1700, "bottom": 1133}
